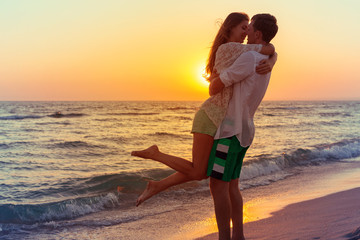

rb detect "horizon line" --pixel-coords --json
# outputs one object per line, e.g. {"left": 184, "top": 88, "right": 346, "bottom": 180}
{"left": 0, "top": 99, "right": 359, "bottom": 102}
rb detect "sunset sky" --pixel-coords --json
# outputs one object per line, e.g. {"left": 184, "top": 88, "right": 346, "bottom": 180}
{"left": 1, "top": 0, "right": 360, "bottom": 101}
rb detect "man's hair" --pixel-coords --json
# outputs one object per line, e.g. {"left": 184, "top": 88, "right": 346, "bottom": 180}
{"left": 251, "top": 14, "right": 278, "bottom": 43}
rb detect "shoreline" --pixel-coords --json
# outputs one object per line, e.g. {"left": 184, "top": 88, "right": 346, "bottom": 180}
{"left": 8, "top": 160, "right": 360, "bottom": 240}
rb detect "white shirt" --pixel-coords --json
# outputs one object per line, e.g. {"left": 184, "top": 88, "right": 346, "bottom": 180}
{"left": 200, "top": 43, "right": 262, "bottom": 128}
{"left": 214, "top": 51, "right": 271, "bottom": 147}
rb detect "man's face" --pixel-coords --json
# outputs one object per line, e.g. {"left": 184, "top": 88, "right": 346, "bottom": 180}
{"left": 247, "top": 21, "right": 256, "bottom": 44}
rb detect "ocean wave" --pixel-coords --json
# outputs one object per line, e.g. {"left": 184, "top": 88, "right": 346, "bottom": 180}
{"left": 176, "top": 116, "right": 193, "bottom": 121}
{"left": 51, "top": 141, "right": 104, "bottom": 149}
{"left": 1, "top": 141, "right": 35, "bottom": 150}
{"left": 344, "top": 226, "right": 360, "bottom": 240}
{"left": 312, "top": 139, "right": 360, "bottom": 160}
{"left": 48, "top": 112, "right": 86, "bottom": 118}
{"left": 310, "top": 120, "right": 342, "bottom": 126}
{"left": 319, "top": 112, "right": 352, "bottom": 117}
{"left": 37, "top": 121, "right": 71, "bottom": 126}
{"left": 0, "top": 160, "right": 14, "bottom": 165}
{"left": 12, "top": 166, "right": 36, "bottom": 171}
{"left": 148, "top": 132, "right": 183, "bottom": 138}
{"left": 0, "top": 190, "right": 181, "bottom": 239}
{"left": 263, "top": 113, "right": 276, "bottom": 117}
{"left": 240, "top": 138, "right": 360, "bottom": 181}
{"left": 106, "top": 112, "right": 159, "bottom": 116}
{"left": 101, "top": 136, "right": 128, "bottom": 144}
{"left": 257, "top": 124, "right": 286, "bottom": 129}
{"left": 23, "top": 128, "right": 44, "bottom": 132}
{"left": 49, "top": 138, "right": 360, "bottom": 202}
{"left": 9, "top": 168, "right": 173, "bottom": 203}
{"left": 0, "top": 112, "right": 86, "bottom": 121}
{"left": 94, "top": 117, "right": 121, "bottom": 122}
{"left": 258, "top": 119, "right": 342, "bottom": 129}
{"left": 266, "top": 106, "right": 304, "bottom": 111}
{"left": 0, "top": 115, "right": 43, "bottom": 120}
{"left": 0, "top": 144, "right": 9, "bottom": 150}
{"left": 0, "top": 193, "right": 121, "bottom": 224}
{"left": 166, "top": 107, "right": 195, "bottom": 111}
{"left": 0, "top": 169, "right": 175, "bottom": 225}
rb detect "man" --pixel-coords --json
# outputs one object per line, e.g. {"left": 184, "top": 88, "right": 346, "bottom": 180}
{"left": 207, "top": 14, "right": 278, "bottom": 240}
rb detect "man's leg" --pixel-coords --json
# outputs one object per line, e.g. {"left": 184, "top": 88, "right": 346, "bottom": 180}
{"left": 210, "top": 177, "right": 231, "bottom": 240}
{"left": 229, "top": 178, "right": 245, "bottom": 240}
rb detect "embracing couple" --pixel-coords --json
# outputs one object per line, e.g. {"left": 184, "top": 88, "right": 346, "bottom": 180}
{"left": 132, "top": 12, "right": 278, "bottom": 240}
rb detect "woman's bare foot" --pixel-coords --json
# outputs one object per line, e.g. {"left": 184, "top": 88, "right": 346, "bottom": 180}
{"left": 136, "top": 180, "right": 159, "bottom": 207}
{"left": 131, "top": 145, "right": 159, "bottom": 159}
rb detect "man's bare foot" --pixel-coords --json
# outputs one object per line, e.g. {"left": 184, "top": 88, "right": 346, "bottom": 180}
{"left": 136, "top": 180, "right": 158, "bottom": 207}
{"left": 131, "top": 145, "right": 159, "bottom": 159}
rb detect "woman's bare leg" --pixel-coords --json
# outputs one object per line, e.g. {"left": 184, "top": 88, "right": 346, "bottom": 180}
{"left": 133, "top": 133, "right": 213, "bottom": 206}
{"left": 136, "top": 171, "right": 191, "bottom": 206}
{"left": 132, "top": 133, "right": 213, "bottom": 180}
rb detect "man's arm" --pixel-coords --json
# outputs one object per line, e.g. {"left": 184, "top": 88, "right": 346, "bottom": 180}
{"left": 256, "top": 52, "right": 278, "bottom": 74}
{"left": 209, "top": 52, "right": 255, "bottom": 96}
{"left": 209, "top": 76, "right": 225, "bottom": 96}
{"left": 259, "top": 43, "right": 275, "bottom": 56}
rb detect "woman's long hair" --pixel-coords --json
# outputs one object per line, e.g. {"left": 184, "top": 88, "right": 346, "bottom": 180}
{"left": 205, "top": 12, "right": 249, "bottom": 80}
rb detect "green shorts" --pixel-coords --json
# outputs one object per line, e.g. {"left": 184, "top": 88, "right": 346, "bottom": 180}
{"left": 207, "top": 136, "right": 249, "bottom": 182}
{"left": 191, "top": 109, "right": 217, "bottom": 137}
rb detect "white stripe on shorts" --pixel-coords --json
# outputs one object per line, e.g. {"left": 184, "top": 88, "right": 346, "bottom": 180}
{"left": 213, "top": 163, "right": 225, "bottom": 173}
{"left": 216, "top": 144, "right": 229, "bottom": 153}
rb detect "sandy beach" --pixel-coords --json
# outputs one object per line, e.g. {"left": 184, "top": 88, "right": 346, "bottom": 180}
{"left": 195, "top": 159, "right": 360, "bottom": 240}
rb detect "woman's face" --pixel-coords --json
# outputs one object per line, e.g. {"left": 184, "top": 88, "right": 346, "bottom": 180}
{"left": 229, "top": 20, "right": 249, "bottom": 43}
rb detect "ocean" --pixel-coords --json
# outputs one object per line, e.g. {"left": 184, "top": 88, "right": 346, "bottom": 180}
{"left": 0, "top": 101, "right": 359, "bottom": 239}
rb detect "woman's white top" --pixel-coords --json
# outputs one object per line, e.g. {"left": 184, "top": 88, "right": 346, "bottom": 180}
{"left": 200, "top": 42, "right": 262, "bottom": 128}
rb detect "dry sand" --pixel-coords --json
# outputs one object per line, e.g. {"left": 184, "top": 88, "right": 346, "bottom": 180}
{"left": 196, "top": 188, "right": 360, "bottom": 240}
{"left": 243, "top": 187, "right": 360, "bottom": 240}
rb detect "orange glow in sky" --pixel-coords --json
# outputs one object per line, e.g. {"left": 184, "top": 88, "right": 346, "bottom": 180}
{"left": 1, "top": 0, "right": 360, "bottom": 101}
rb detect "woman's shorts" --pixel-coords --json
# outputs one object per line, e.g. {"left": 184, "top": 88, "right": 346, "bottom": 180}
{"left": 191, "top": 109, "right": 217, "bottom": 137}
{"left": 207, "top": 136, "right": 249, "bottom": 182}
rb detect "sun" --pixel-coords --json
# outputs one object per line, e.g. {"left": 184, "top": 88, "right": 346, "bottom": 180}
{"left": 195, "top": 64, "right": 210, "bottom": 88}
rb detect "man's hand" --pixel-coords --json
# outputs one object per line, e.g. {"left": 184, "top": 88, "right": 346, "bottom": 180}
{"left": 256, "top": 59, "right": 272, "bottom": 75}
{"left": 256, "top": 52, "right": 278, "bottom": 75}
{"left": 209, "top": 74, "right": 225, "bottom": 96}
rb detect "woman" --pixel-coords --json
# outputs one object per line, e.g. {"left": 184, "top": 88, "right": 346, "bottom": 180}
{"left": 131, "top": 12, "right": 276, "bottom": 206}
